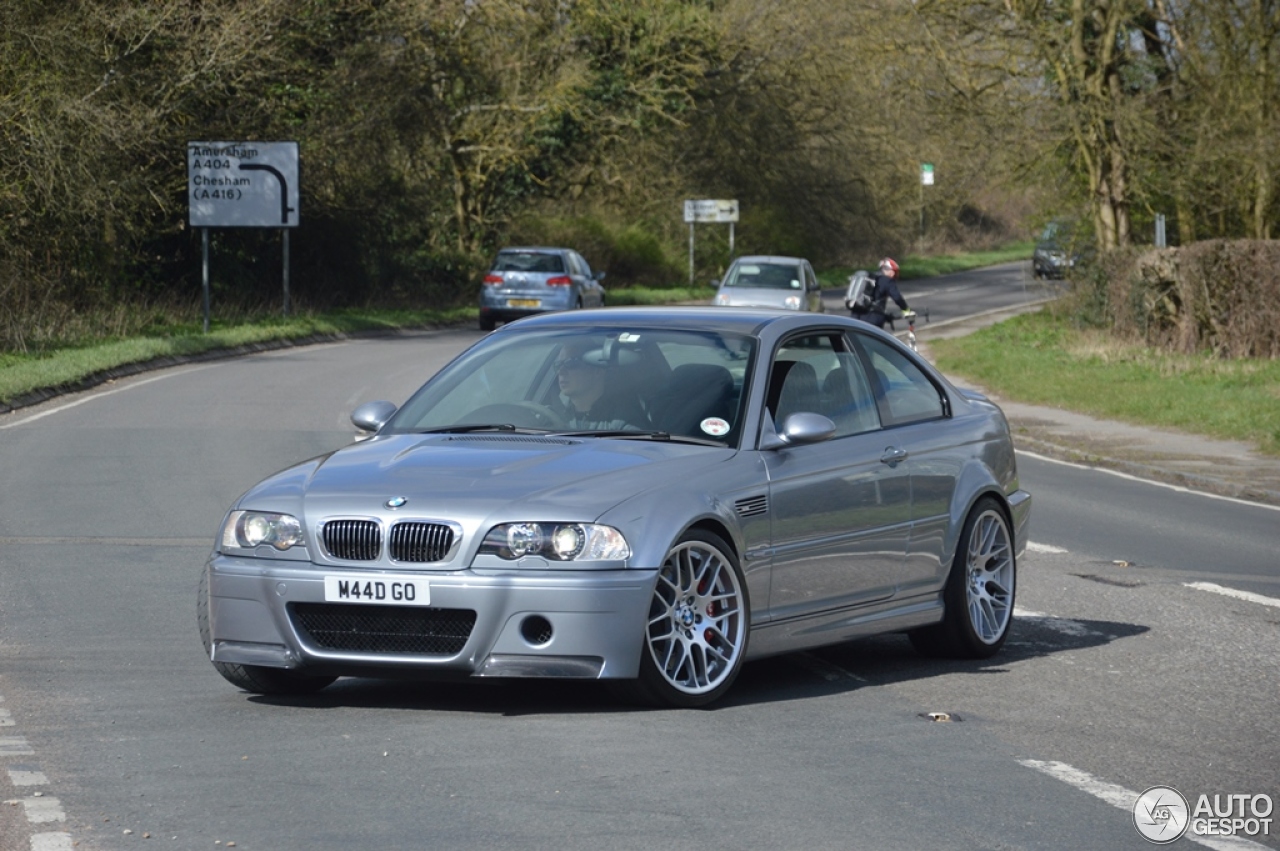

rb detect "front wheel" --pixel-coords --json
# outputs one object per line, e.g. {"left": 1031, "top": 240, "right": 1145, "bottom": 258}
{"left": 909, "top": 497, "right": 1015, "bottom": 659}
{"left": 614, "top": 529, "right": 749, "bottom": 708}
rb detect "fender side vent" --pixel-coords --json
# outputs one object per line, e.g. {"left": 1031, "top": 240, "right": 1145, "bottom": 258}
{"left": 735, "top": 495, "right": 768, "bottom": 517}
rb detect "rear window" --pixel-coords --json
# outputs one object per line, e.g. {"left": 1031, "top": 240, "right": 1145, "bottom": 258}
{"left": 493, "top": 252, "right": 565, "bottom": 274}
{"left": 725, "top": 262, "right": 801, "bottom": 290}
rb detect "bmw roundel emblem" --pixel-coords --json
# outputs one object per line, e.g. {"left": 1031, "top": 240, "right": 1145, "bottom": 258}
{"left": 385, "top": 496, "right": 408, "bottom": 509}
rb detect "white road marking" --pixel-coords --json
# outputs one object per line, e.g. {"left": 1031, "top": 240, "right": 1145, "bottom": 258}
{"left": 1017, "top": 449, "right": 1280, "bottom": 512}
{"left": 7, "top": 768, "right": 49, "bottom": 786}
{"left": 1, "top": 697, "right": 76, "bottom": 851}
{"left": 14, "top": 797, "right": 65, "bottom": 824}
{"left": 1027, "top": 541, "right": 1069, "bottom": 554}
{"left": 1019, "top": 759, "right": 1271, "bottom": 850}
{"left": 0, "top": 365, "right": 212, "bottom": 430}
{"left": 1185, "top": 582, "right": 1280, "bottom": 609}
{"left": 1013, "top": 609, "right": 1101, "bottom": 638}
{"left": 31, "top": 835, "right": 74, "bottom": 851}
{"left": 0, "top": 736, "right": 35, "bottom": 756}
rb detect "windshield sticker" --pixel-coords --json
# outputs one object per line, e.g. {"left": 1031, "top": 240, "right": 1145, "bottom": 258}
{"left": 700, "top": 417, "right": 730, "bottom": 437}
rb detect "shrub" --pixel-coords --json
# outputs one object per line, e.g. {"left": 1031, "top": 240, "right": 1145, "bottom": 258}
{"left": 1104, "top": 240, "right": 1280, "bottom": 358}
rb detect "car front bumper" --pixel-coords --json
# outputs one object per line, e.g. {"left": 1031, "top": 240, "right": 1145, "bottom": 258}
{"left": 205, "top": 555, "right": 659, "bottom": 680}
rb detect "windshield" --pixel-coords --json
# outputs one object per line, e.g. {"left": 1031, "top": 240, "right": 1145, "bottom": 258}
{"left": 387, "top": 327, "right": 756, "bottom": 446}
{"left": 723, "top": 261, "right": 802, "bottom": 290}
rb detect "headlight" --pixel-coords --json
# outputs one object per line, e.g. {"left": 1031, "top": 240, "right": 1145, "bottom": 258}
{"left": 783, "top": 295, "right": 801, "bottom": 310}
{"left": 715, "top": 293, "right": 732, "bottom": 306}
{"left": 221, "top": 510, "right": 305, "bottom": 552}
{"left": 480, "top": 523, "right": 630, "bottom": 561}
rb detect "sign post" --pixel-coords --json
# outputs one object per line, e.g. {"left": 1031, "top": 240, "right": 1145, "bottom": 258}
{"left": 683, "top": 199, "right": 740, "bottom": 287}
{"left": 919, "top": 163, "right": 934, "bottom": 249}
{"left": 188, "top": 141, "right": 300, "bottom": 330}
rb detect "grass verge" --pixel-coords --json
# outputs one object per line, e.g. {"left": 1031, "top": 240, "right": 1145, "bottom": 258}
{"left": 929, "top": 309, "right": 1280, "bottom": 456}
{"left": 817, "top": 242, "right": 1034, "bottom": 287}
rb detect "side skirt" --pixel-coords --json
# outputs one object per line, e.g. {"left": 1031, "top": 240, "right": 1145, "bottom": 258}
{"left": 746, "top": 595, "right": 943, "bottom": 660}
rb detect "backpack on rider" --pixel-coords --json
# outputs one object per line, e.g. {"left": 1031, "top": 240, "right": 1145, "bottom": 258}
{"left": 844, "top": 270, "right": 877, "bottom": 313}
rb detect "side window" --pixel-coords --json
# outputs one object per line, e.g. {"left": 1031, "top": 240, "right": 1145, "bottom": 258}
{"left": 767, "top": 333, "right": 878, "bottom": 436}
{"left": 805, "top": 263, "right": 819, "bottom": 292}
{"left": 819, "top": 352, "right": 881, "bottom": 437}
{"left": 767, "top": 335, "right": 833, "bottom": 425}
{"left": 857, "top": 336, "right": 946, "bottom": 426}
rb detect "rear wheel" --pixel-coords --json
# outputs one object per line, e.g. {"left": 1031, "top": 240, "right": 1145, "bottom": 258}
{"left": 198, "top": 569, "right": 336, "bottom": 695}
{"left": 614, "top": 529, "right": 749, "bottom": 708}
{"left": 479, "top": 315, "right": 496, "bottom": 331}
{"left": 909, "top": 497, "right": 1015, "bottom": 659}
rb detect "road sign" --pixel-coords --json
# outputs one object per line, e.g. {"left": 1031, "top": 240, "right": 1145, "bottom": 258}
{"left": 684, "top": 199, "right": 739, "bottom": 223}
{"left": 188, "top": 141, "right": 300, "bottom": 227}
{"left": 921, "top": 163, "right": 935, "bottom": 186}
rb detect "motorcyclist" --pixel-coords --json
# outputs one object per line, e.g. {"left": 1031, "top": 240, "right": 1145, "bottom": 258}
{"left": 850, "top": 258, "right": 910, "bottom": 329}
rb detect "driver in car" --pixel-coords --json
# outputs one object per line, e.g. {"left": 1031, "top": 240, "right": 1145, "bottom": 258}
{"left": 554, "top": 340, "right": 648, "bottom": 431}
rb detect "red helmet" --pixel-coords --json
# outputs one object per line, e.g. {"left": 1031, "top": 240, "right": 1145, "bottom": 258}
{"left": 879, "top": 258, "right": 899, "bottom": 274}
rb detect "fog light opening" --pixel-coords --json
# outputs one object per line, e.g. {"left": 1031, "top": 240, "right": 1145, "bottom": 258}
{"left": 520, "top": 615, "right": 554, "bottom": 646}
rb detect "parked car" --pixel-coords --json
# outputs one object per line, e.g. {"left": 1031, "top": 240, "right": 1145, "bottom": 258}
{"left": 199, "top": 307, "right": 1031, "bottom": 708}
{"left": 1032, "top": 222, "right": 1085, "bottom": 279}
{"left": 712, "top": 255, "right": 825, "bottom": 312}
{"left": 478, "top": 246, "right": 606, "bottom": 331}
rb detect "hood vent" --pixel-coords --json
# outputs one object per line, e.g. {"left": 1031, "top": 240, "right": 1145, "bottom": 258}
{"left": 735, "top": 495, "right": 768, "bottom": 517}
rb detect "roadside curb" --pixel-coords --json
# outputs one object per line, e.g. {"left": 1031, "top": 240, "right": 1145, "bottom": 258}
{"left": 1009, "top": 431, "right": 1280, "bottom": 508}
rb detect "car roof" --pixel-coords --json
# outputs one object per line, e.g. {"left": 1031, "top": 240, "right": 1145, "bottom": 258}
{"left": 495, "top": 246, "right": 572, "bottom": 254}
{"left": 730, "top": 255, "right": 806, "bottom": 265}
{"left": 496, "top": 305, "right": 867, "bottom": 338}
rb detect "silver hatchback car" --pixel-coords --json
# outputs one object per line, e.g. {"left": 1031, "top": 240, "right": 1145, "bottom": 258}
{"left": 199, "top": 307, "right": 1030, "bottom": 708}
{"left": 712, "top": 255, "right": 825, "bottom": 312}
{"left": 478, "top": 246, "right": 606, "bottom": 331}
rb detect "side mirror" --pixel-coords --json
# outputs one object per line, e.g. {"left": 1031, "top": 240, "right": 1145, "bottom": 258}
{"left": 351, "top": 400, "right": 398, "bottom": 433}
{"left": 759, "top": 411, "right": 836, "bottom": 450}
{"left": 594, "top": 271, "right": 607, "bottom": 282}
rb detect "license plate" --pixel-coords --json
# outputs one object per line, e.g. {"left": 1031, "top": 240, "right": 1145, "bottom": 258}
{"left": 507, "top": 298, "right": 540, "bottom": 308}
{"left": 324, "top": 574, "right": 430, "bottom": 606}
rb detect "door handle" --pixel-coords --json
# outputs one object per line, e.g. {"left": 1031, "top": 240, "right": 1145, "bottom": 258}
{"left": 880, "top": 447, "right": 909, "bottom": 466}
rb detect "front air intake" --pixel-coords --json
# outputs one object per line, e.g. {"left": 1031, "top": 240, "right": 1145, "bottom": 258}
{"left": 290, "top": 603, "right": 476, "bottom": 655}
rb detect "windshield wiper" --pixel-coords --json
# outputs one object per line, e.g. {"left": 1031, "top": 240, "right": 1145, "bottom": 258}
{"left": 413, "top": 423, "right": 550, "bottom": 435}
{"left": 553, "top": 429, "right": 725, "bottom": 447}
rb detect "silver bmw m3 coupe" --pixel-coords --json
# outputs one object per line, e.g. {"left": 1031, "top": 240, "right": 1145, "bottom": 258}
{"left": 200, "top": 307, "right": 1031, "bottom": 707}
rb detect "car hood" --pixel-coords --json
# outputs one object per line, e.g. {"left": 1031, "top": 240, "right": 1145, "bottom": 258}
{"left": 718, "top": 287, "right": 800, "bottom": 308}
{"left": 239, "top": 433, "right": 734, "bottom": 521}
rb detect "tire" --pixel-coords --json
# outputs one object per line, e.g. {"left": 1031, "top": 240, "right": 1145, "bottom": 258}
{"left": 198, "top": 569, "right": 336, "bottom": 695}
{"left": 479, "top": 315, "right": 496, "bottom": 331}
{"left": 909, "top": 496, "right": 1015, "bottom": 659}
{"left": 614, "top": 529, "right": 749, "bottom": 708}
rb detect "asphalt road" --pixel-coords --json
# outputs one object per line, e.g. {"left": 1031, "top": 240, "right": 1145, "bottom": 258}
{"left": 1, "top": 274, "right": 1276, "bottom": 851}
